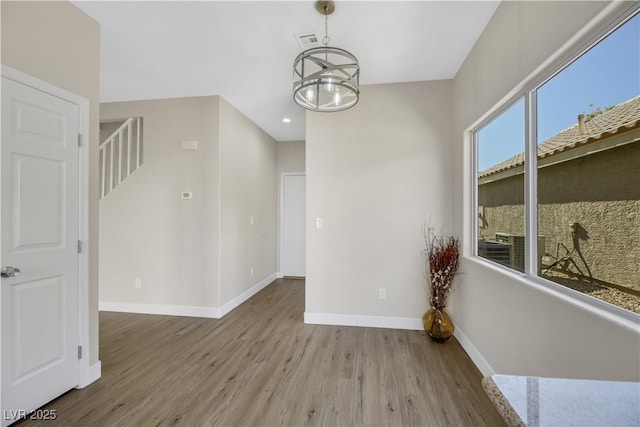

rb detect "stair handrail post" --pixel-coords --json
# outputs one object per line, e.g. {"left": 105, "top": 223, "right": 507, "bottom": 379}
{"left": 99, "top": 117, "right": 142, "bottom": 199}
{"left": 136, "top": 117, "right": 141, "bottom": 168}
{"left": 127, "top": 120, "right": 132, "bottom": 177}
{"left": 109, "top": 137, "right": 114, "bottom": 192}
{"left": 100, "top": 145, "right": 106, "bottom": 198}
{"left": 117, "top": 129, "right": 123, "bottom": 185}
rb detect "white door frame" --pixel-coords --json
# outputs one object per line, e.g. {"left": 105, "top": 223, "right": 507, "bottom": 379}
{"left": 0, "top": 65, "right": 95, "bottom": 393}
{"left": 279, "top": 172, "right": 305, "bottom": 278}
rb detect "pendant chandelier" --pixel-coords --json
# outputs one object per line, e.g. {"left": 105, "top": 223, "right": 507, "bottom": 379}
{"left": 293, "top": 1, "right": 360, "bottom": 112}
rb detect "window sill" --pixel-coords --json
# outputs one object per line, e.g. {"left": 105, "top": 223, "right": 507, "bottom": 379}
{"left": 463, "top": 255, "right": 640, "bottom": 333}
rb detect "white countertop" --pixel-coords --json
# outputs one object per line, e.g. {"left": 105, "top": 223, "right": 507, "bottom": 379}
{"left": 483, "top": 374, "right": 640, "bottom": 427}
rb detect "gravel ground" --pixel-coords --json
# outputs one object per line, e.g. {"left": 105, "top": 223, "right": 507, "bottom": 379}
{"left": 542, "top": 270, "right": 640, "bottom": 314}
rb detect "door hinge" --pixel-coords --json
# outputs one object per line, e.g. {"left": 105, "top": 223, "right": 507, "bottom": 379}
{"left": 78, "top": 134, "right": 82, "bottom": 147}
{"left": 78, "top": 240, "right": 82, "bottom": 254}
{"left": 78, "top": 346, "right": 82, "bottom": 360}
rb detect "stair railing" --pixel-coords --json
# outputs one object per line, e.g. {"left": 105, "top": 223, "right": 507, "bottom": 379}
{"left": 99, "top": 117, "right": 143, "bottom": 199}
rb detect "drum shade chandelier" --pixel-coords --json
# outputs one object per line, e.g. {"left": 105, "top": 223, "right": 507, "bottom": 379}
{"left": 293, "top": 1, "right": 360, "bottom": 112}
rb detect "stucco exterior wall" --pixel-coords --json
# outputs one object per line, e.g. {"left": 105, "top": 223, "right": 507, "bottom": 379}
{"left": 479, "top": 141, "right": 640, "bottom": 291}
{"left": 478, "top": 174, "right": 525, "bottom": 239}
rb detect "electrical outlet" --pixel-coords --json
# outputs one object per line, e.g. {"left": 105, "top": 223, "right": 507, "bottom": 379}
{"left": 250, "top": 267, "right": 254, "bottom": 276}
{"left": 379, "top": 288, "right": 386, "bottom": 299}
{"left": 135, "top": 278, "right": 142, "bottom": 289}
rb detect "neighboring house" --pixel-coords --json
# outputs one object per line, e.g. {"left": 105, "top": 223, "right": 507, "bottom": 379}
{"left": 478, "top": 96, "right": 640, "bottom": 292}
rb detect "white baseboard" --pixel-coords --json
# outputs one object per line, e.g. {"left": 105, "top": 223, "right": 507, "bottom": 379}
{"left": 78, "top": 361, "right": 101, "bottom": 388}
{"left": 219, "top": 273, "right": 277, "bottom": 317}
{"left": 304, "top": 312, "right": 423, "bottom": 330}
{"left": 99, "top": 301, "right": 221, "bottom": 318}
{"left": 454, "top": 326, "right": 495, "bottom": 377}
{"left": 276, "top": 272, "right": 284, "bottom": 278}
{"left": 99, "top": 274, "right": 278, "bottom": 320}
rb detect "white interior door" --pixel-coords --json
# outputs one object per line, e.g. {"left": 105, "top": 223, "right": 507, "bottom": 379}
{"left": 1, "top": 77, "right": 80, "bottom": 425}
{"left": 282, "top": 174, "right": 306, "bottom": 277}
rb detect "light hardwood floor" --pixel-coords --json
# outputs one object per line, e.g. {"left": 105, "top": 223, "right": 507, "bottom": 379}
{"left": 19, "top": 279, "right": 504, "bottom": 426}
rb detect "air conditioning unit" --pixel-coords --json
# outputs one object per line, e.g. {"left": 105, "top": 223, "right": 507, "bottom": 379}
{"left": 478, "top": 240, "right": 511, "bottom": 268}
{"left": 495, "top": 233, "right": 546, "bottom": 273}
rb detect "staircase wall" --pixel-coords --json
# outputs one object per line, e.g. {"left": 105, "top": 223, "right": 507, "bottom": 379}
{"left": 100, "top": 96, "right": 222, "bottom": 309}
{"left": 100, "top": 120, "right": 126, "bottom": 144}
{"left": 99, "top": 95, "right": 278, "bottom": 315}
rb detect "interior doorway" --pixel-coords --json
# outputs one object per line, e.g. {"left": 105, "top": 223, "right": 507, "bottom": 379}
{"left": 280, "top": 173, "right": 306, "bottom": 278}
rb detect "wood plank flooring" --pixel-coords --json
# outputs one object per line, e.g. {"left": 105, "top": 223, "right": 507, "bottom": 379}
{"left": 18, "top": 279, "right": 504, "bottom": 426}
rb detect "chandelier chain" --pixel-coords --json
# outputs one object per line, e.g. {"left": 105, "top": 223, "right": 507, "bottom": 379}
{"left": 323, "top": 11, "right": 330, "bottom": 46}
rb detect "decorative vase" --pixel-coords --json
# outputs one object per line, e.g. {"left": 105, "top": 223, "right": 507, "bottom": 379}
{"left": 422, "top": 307, "right": 454, "bottom": 342}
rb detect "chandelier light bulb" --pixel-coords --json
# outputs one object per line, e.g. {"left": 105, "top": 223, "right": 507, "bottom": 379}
{"left": 323, "top": 72, "right": 335, "bottom": 92}
{"left": 306, "top": 88, "right": 315, "bottom": 102}
{"left": 333, "top": 90, "right": 342, "bottom": 106}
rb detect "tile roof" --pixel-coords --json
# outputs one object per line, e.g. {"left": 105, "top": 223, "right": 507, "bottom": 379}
{"left": 479, "top": 95, "right": 640, "bottom": 178}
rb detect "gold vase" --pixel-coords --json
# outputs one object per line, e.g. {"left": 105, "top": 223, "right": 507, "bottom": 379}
{"left": 422, "top": 307, "right": 454, "bottom": 342}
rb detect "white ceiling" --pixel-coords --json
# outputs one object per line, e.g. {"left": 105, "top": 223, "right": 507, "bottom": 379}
{"left": 74, "top": 1, "right": 500, "bottom": 142}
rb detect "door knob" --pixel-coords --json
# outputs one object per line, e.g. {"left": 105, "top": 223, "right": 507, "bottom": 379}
{"left": 1, "top": 266, "right": 20, "bottom": 278}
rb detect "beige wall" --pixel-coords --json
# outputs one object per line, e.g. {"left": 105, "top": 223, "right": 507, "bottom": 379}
{"left": 306, "top": 81, "right": 453, "bottom": 320}
{"left": 99, "top": 120, "right": 126, "bottom": 144}
{"left": 452, "top": 1, "right": 640, "bottom": 380}
{"left": 100, "top": 96, "right": 277, "bottom": 311}
{"left": 276, "top": 141, "right": 305, "bottom": 275}
{"left": 277, "top": 141, "right": 306, "bottom": 175}
{"left": 100, "top": 96, "right": 220, "bottom": 308}
{"left": 218, "top": 98, "right": 278, "bottom": 304}
{"left": 1, "top": 1, "right": 101, "bottom": 364}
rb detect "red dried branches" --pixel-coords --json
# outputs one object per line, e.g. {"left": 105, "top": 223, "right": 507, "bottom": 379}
{"left": 423, "top": 226, "right": 460, "bottom": 310}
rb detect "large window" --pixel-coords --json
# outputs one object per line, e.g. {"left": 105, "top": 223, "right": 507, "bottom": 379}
{"left": 474, "top": 10, "right": 640, "bottom": 315}
{"left": 476, "top": 100, "right": 526, "bottom": 271}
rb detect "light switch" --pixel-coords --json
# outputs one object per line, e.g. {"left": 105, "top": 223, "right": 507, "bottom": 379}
{"left": 315, "top": 218, "right": 324, "bottom": 229}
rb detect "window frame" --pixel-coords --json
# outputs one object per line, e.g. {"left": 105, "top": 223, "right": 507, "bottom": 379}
{"left": 470, "top": 2, "right": 640, "bottom": 323}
